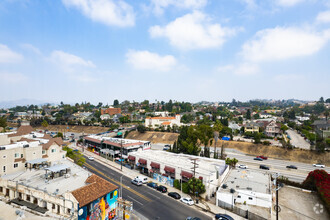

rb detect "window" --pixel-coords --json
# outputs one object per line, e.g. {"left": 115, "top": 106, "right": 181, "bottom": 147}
{"left": 21, "top": 154, "right": 23, "bottom": 158}
{"left": 14, "top": 163, "right": 18, "bottom": 168}
{"left": 248, "top": 197, "right": 253, "bottom": 200}
{"left": 42, "top": 150, "right": 46, "bottom": 154}
{"left": 110, "top": 192, "right": 113, "bottom": 199}
{"left": 67, "top": 208, "right": 71, "bottom": 214}
{"left": 26, "top": 195, "right": 30, "bottom": 201}
{"left": 2, "top": 155, "right": 6, "bottom": 159}
{"left": 237, "top": 195, "right": 241, "bottom": 198}
{"left": 3, "top": 166, "right": 5, "bottom": 172}
{"left": 14, "top": 153, "right": 20, "bottom": 158}
{"left": 52, "top": 204, "right": 55, "bottom": 209}
{"left": 51, "top": 149, "right": 56, "bottom": 153}
{"left": 0, "top": 186, "right": 3, "bottom": 193}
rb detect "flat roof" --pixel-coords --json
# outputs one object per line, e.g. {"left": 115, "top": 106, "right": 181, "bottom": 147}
{"left": 220, "top": 169, "right": 270, "bottom": 194}
{"left": 26, "top": 158, "right": 48, "bottom": 164}
{"left": 45, "top": 164, "right": 70, "bottom": 172}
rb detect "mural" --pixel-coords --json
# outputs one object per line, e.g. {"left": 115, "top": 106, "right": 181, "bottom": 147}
{"left": 152, "top": 173, "right": 174, "bottom": 187}
{"left": 78, "top": 190, "right": 118, "bottom": 220}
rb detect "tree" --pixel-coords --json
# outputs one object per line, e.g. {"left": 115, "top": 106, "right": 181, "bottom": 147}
{"left": 55, "top": 132, "right": 63, "bottom": 138}
{"left": 288, "top": 109, "right": 296, "bottom": 119}
{"left": 137, "top": 124, "right": 146, "bottom": 133}
{"left": 187, "top": 177, "right": 205, "bottom": 196}
{"left": 0, "top": 117, "right": 7, "bottom": 132}
{"left": 319, "top": 97, "right": 324, "bottom": 103}
{"left": 246, "top": 109, "right": 251, "bottom": 120}
{"left": 280, "top": 124, "right": 288, "bottom": 132}
{"left": 225, "top": 157, "right": 238, "bottom": 167}
{"left": 41, "top": 120, "right": 48, "bottom": 128}
{"left": 113, "top": 99, "right": 119, "bottom": 107}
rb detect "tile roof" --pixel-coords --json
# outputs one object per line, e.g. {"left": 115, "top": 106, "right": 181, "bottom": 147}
{"left": 161, "top": 121, "right": 171, "bottom": 125}
{"left": 71, "top": 174, "right": 118, "bottom": 207}
{"left": 42, "top": 137, "right": 64, "bottom": 150}
{"left": 8, "top": 125, "right": 34, "bottom": 137}
{"left": 146, "top": 117, "right": 176, "bottom": 120}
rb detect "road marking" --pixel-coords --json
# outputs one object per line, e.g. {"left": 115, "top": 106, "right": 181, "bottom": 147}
{"left": 127, "top": 195, "right": 143, "bottom": 206}
{"left": 145, "top": 191, "right": 161, "bottom": 199}
{"left": 83, "top": 163, "right": 152, "bottom": 202}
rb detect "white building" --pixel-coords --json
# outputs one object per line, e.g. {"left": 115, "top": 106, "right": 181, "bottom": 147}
{"left": 128, "top": 150, "right": 229, "bottom": 198}
{"left": 154, "top": 111, "right": 169, "bottom": 117}
{"left": 145, "top": 114, "right": 182, "bottom": 128}
{"left": 216, "top": 169, "right": 272, "bottom": 209}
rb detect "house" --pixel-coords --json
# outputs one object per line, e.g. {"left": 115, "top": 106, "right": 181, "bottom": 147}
{"left": 244, "top": 122, "right": 259, "bottom": 133}
{"left": 228, "top": 122, "right": 241, "bottom": 131}
{"left": 264, "top": 120, "right": 281, "bottom": 137}
{"left": 100, "top": 108, "right": 121, "bottom": 116}
{"left": 100, "top": 114, "right": 111, "bottom": 120}
{"left": 312, "top": 120, "right": 330, "bottom": 139}
{"left": 145, "top": 115, "right": 182, "bottom": 129}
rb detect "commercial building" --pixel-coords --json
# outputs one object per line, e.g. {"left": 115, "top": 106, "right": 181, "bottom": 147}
{"left": 101, "top": 108, "right": 121, "bottom": 116}
{"left": 145, "top": 115, "right": 182, "bottom": 128}
{"left": 84, "top": 135, "right": 151, "bottom": 159}
{"left": 216, "top": 169, "right": 272, "bottom": 209}
{"left": 128, "top": 150, "right": 229, "bottom": 198}
{"left": 0, "top": 159, "right": 118, "bottom": 220}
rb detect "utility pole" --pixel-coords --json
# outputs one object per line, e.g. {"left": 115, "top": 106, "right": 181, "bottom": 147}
{"left": 273, "top": 173, "right": 281, "bottom": 220}
{"left": 214, "top": 131, "right": 219, "bottom": 159}
{"left": 190, "top": 158, "right": 199, "bottom": 201}
{"left": 116, "top": 198, "right": 132, "bottom": 220}
{"left": 120, "top": 136, "right": 123, "bottom": 171}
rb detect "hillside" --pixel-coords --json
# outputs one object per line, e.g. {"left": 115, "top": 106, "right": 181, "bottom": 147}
{"left": 126, "top": 131, "right": 179, "bottom": 144}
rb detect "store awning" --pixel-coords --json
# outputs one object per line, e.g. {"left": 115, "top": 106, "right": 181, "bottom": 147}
{"left": 150, "top": 162, "right": 160, "bottom": 169}
{"left": 164, "top": 166, "right": 175, "bottom": 173}
{"left": 128, "top": 155, "right": 136, "bottom": 161}
{"left": 138, "top": 158, "right": 147, "bottom": 165}
{"left": 45, "top": 164, "right": 70, "bottom": 173}
{"left": 181, "top": 170, "right": 193, "bottom": 179}
{"left": 26, "top": 158, "right": 47, "bottom": 164}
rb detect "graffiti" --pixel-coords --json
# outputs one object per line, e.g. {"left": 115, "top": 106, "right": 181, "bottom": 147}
{"left": 152, "top": 173, "right": 174, "bottom": 187}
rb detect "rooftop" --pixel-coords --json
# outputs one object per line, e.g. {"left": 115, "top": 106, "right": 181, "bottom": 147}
{"left": 220, "top": 169, "right": 270, "bottom": 194}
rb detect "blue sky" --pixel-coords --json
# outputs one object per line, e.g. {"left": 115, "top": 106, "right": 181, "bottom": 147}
{"left": 0, "top": 0, "right": 329, "bottom": 104}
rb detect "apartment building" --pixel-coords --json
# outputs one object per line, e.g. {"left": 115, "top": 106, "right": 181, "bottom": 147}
{"left": 145, "top": 114, "right": 182, "bottom": 128}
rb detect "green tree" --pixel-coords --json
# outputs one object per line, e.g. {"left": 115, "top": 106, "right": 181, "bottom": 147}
{"left": 246, "top": 109, "right": 251, "bottom": 120}
{"left": 187, "top": 177, "right": 205, "bottom": 196}
{"left": 0, "top": 117, "right": 7, "bottom": 132}
{"left": 137, "top": 124, "right": 146, "bottom": 133}
{"left": 55, "top": 132, "right": 63, "bottom": 138}
{"left": 113, "top": 99, "right": 119, "bottom": 107}
{"left": 280, "top": 124, "right": 288, "bottom": 132}
{"left": 41, "top": 120, "right": 48, "bottom": 128}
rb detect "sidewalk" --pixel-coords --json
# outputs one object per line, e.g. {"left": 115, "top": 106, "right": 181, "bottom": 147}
{"left": 70, "top": 144, "right": 245, "bottom": 220}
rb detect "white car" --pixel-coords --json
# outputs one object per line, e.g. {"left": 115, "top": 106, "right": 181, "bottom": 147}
{"left": 238, "top": 164, "right": 248, "bottom": 169}
{"left": 313, "top": 164, "right": 325, "bottom": 168}
{"left": 131, "top": 179, "right": 142, "bottom": 186}
{"left": 88, "top": 157, "right": 94, "bottom": 161}
{"left": 180, "top": 197, "right": 194, "bottom": 206}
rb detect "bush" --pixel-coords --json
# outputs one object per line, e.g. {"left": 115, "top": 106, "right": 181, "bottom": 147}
{"left": 262, "top": 141, "right": 271, "bottom": 146}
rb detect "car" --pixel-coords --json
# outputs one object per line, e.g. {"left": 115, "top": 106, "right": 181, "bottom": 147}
{"left": 168, "top": 192, "right": 181, "bottom": 199}
{"left": 186, "top": 217, "right": 201, "bottom": 220}
{"left": 254, "top": 157, "right": 263, "bottom": 161}
{"left": 69, "top": 139, "right": 75, "bottom": 143}
{"left": 259, "top": 165, "right": 270, "bottom": 170}
{"left": 313, "top": 164, "right": 325, "bottom": 168}
{"left": 215, "top": 213, "right": 234, "bottom": 220}
{"left": 286, "top": 165, "right": 298, "bottom": 169}
{"left": 238, "top": 164, "right": 248, "bottom": 169}
{"left": 88, "top": 157, "right": 94, "bottom": 161}
{"left": 135, "top": 176, "right": 148, "bottom": 184}
{"left": 147, "top": 182, "right": 158, "bottom": 189}
{"left": 257, "top": 156, "right": 268, "bottom": 160}
{"left": 163, "top": 144, "right": 170, "bottom": 151}
{"left": 156, "top": 185, "right": 167, "bottom": 193}
{"left": 180, "top": 197, "right": 194, "bottom": 206}
{"left": 131, "top": 179, "right": 143, "bottom": 186}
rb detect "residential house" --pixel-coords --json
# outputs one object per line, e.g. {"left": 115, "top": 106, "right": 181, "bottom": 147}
{"left": 145, "top": 115, "right": 182, "bottom": 129}
{"left": 244, "top": 122, "right": 259, "bottom": 133}
{"left": 100, "top": 107, "right": 121, "bottom": 116}
{"left": 100, "top": 114, "right": 111, "bottom": 120}
{"left": 264, "top": 120, "right": 281, "bottom": 137}
{"left": 312, "top": 120, "right": 330, "bottom": 139}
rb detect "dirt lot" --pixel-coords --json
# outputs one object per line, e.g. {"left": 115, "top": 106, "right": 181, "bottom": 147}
{"left": 274, "top": 186, "right": 329, "bottom": 220}
{"left": 126, "top": 131, "right": 179, "bottom": 144}
{"left": 216, "top": 140, "right": 330, "bottom": 166}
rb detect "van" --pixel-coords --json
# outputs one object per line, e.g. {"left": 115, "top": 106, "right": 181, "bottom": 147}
{"left": 135, "top": 176, "right": 148, "bottom": 184}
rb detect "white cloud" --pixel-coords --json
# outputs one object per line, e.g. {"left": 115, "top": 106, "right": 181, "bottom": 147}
{"left": 274, "top": 74, "right": 305, "bottom": 81}
{"left": 217, "top": 63, "right": 259, "bottom": 76}
{"left": 0, "top": 72, "right": 27, "bottom": 83}
{"left": 20, "top": 43, "right": 41, "bottom": 55}
{"left": 0, "top": 44, "right": 23, "bottom": 63}
{"left": 50, "top": 50, "right": 95, "bottom": 71}
{"left": 241, "top": 27, "right": 329, "bottom": 62}
{"left": 316, "top": 10, "right": 330, "bottom": 23}
{"left": 126, "top": 50, "right": 177, "bottom": 72}
{"left": 62, "top": 0, "right": 135, "bottom": 27}
{"left": 149, "top": 11, "right": 238, "bottom": 50}
{"left": 150, "top": 0, "right": 207, "bottom": 15}
{"left": 276, "top": 0, "right": 304, "bottom": 7}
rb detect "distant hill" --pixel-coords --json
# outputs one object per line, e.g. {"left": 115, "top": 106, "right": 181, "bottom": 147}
{"left": 0, "top": 99, "right": 56, "bottom": 108}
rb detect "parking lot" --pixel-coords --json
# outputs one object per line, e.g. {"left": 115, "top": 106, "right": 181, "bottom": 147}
{"left": 286, "top": 129, "right": 311, "bottom": 150}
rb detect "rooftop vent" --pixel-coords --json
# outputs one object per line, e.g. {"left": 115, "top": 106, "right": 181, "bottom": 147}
{"left": 230, "top": 188, "right": 235, "bottom": 194}
{"left": 23, "top": 144, "right": 29, "bottom": 148}
{"left": 222, "top": 184, "right": 228, "bottom": 189}
{"left": 247, "top": 187, "right": 252, "bottom": 190}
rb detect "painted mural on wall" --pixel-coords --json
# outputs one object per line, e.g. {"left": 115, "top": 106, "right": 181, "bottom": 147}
{"left": 152, "top": 173, "right": 173, "bottom": 187}
{"left": 78, "top": 189, "right": 118, "bottom": 220}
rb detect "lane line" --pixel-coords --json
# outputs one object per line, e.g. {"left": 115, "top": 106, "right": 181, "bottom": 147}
{"left": 127, "top": 195, "right": 143, "bottom": 206}
{"left": 145, "top": 191, "right": 161, "bottom": 199}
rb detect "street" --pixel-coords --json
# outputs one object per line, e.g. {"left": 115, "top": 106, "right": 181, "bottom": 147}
{"left": 83, "top": 156, "right": 212, "bottom": 220}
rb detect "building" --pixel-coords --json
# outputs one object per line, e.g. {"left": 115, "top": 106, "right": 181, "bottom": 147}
{"left": 312, "top": 120, "right": 330, "bottom": 139}
{"left": 216, "top": 169, "right": 272, "bottom": 209}
{"left": 145, "top": 115, "right": 182, "bottom": 128}
{"left": 244, "top": 122, "right": 259, "bottom": 133}
{"left": 83, "top": 135, "right": 151, "bottom": 159}
{"left": 154, "top": 111, "right": 169, "bottom": 117}
{"left": 128, "top": 150, "right": 229, "bottom": 198}
{"left": 101, "top": 108, "right": 121, "bottom": 116}
{"left": 0, "top": 159, "right": 118, "bottom": 220}
{"left": 264, "top": 120, "right": 281, "bottom": 137}
{"left": 100, "top": 114, "right": 111, "bottom": 120}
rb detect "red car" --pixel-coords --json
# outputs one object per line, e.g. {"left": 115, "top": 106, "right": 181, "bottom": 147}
{"left": 257, "top": 156, "right": 268, "bottom": 160}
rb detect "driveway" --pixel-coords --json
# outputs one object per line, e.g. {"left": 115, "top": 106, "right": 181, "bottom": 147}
{"left": 286, "top": 129, "right": 310, "bottom": 150}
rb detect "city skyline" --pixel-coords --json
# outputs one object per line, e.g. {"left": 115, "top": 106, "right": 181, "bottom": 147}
{"left": 0, "top": 0, "right": 329, "bottom": 103}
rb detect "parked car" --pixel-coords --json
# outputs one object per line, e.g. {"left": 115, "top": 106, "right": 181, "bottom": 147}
{"left": 215, "top": 213, "right": 234, "bottom": 220}
{"left": 88, "top": 157, "right": 94, "bottom": 161}
{"left": 238, "top": 164, "right": 248, "bottom": 169}
{"left": 168, "top": 192, "right": 181, "bottom": 199}
{"left": 259, "top": 165, "right": 270, "bottom": 170}
{"left": 313, "top": 164, "right": 325, "bottom": 168}
{"left": 254, "top": 157, "right": 263, "bottom": 161}
{"left": 163, "top": 144, "right": 170, "bottom": 151}
{"left": 180, "top": 197, "right": 194, "bottom": 206}
{"left": 135, "top": 176, "right": 148, "bottom": 184}
{"left": 156, "top": 185, "right": 167, "bottom": 193}
{"left": 257, "top": 156, "right": 268, "bottom": 160}
{"left": 186, "top": 217, "right": 201, "bottom": 220}
{"left": 131, "top": 179, "right": 142, "bottom": 186}
{"left": 147, "top": 182, "right": 158, "bottom": 189}
{"left": 286, "top": 165, "right": 298, "bottom": 169}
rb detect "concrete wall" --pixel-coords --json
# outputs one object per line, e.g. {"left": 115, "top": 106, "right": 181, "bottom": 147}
{"left": 45, "top": 144, "right": 66, "bottom": 162}
{"left": 0, "top": 135, "right": 10, "bottom": 145}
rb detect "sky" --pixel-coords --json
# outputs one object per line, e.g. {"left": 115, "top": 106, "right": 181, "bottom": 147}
{"left": 0, "top": 0, "right": 329, "bottom": 105}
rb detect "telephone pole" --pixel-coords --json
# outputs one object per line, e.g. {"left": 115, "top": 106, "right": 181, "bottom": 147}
{"left": 190, "top": 158, "right": 199, "bottom": 201}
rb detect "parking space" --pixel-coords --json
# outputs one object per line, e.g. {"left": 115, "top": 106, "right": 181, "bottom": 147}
{"left": 286, "top": 129, "right": 311, "bottom": 150}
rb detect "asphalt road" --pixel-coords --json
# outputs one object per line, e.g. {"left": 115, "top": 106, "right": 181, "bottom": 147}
{"left": 286, "top": 129, "right": 310, "bottom": 150}
{"left": 83, "top": 157, "right": 212, "bottom": 220}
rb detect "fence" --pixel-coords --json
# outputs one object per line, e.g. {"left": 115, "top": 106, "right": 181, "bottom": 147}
{"left": 217, "top": 200, "right": 268, "bottom": 220}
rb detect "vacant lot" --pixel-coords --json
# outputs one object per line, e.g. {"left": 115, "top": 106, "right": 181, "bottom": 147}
{"left": 126, "top": 131, "right": 179, "bottom": 144}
